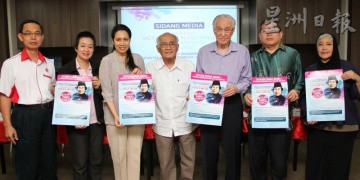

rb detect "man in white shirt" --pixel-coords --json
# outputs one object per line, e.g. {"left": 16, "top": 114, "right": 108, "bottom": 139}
{"left": 146, "top": 32, "right": 196, "bottom": 180}
{"left": 0, "top": 19, "right": 57, "bottom": 180}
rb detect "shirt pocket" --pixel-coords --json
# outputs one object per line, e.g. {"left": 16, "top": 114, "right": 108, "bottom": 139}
{"left": 176, "top": 77, "right": 189, "bottom": 97}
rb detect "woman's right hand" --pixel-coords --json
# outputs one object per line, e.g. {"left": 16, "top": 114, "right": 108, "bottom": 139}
{"left": 114, "top": 115, "right": 124, "bottom": 128}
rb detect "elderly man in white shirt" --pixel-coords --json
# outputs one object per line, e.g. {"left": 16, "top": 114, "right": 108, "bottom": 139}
{"left": 146, "top": 32, "right": 197, "bottom": 180}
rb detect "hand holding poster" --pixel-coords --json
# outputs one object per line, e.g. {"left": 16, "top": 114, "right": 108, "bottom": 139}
{"left": 118, "top": 74, "right": 156, "bottom": 125}
{"left": 186, "top": 72, "right": 227, "bottom": 126}
{"left": 251, "top": 76, "right": 289, "bottom": 129}
{"left": 52, "top": 75, "right": 92, "bottom": 126}
{"left": 305, "top": 69, "right": 345, "bottom": 121}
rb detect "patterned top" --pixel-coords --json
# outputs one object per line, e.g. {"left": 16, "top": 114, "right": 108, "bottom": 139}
{"left": 247, "top": 44, "right": 305, "bottom": 127}
{"left": 248, "top": 44, "right": 304, "bottom": 93}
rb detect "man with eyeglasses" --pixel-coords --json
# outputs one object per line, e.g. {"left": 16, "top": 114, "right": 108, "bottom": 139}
{"left": 146, "top": 32, "right": 197, "bottom": 180}
{"left": 196, "top": 14, "right": 252, "bottom": 180}
{"left": 244, "top": 20, "right": 304, "bottom": 180}
{"left": 0, "top": 19, "right": 57, "bottom": 180}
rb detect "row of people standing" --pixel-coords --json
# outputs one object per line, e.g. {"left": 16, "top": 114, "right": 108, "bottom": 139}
{"left": 88, "top": 14, "right": 360, "bottom": 180}
{"left": 1, "top": 13, "right": 360, "bottom": 180}
{"left": 74, "top": 15, "right": 360, "bottom": 180}
{"left": 0, "top": 16, "right": 250, "bottom": 180}
{"left": 94, "top": 14, "right": 249, "bottom": 180}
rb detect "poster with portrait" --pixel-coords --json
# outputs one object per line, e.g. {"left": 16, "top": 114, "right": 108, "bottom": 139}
{"left": 186, "top": 72, "right": 227, "bottom": 126}
{"left": 305, "top": 69, "right": 345, "bottom": 121}
{"left": 251, "top": 76, "right": 289, "bottom": 129}
{"left": 52, "top": 75, "right": 92, "bottom": 126}
{"left": 118, "top": 74, "right": 156, "bottom": 125}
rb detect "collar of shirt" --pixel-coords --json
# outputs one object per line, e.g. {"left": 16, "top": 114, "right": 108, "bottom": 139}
{"left": 75, "top": 59, "right": 92, "bottom": 73}
{"left": 259, "top": 43, "right": 286, "bottom": 53}
{"left": 210, "top": 41, "right": 238, "bottom": 56}
{"left": 20, "top": 48, "right": 45, "bottom": 62}
{"left": 156, "top": 57, "right": 184, "bottom": 72}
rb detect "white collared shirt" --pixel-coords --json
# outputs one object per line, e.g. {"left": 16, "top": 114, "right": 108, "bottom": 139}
{"left": 0, "top": 50, "right": 55, "bottom": 104}
{"left": 146, "top": 57, "right": 196, "bottom": 137}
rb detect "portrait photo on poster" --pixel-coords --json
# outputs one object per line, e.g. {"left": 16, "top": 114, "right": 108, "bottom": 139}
{"left": 269, "top": 82, "right": 286, "bottom": 106}
{"left": 72, "top": 81, "right": 89, "bottom": 101}
{"left": 206, "top": 80, "right": 223, "bottom": 104}
{"left": 324, "top": 75, "right": 341, "bottom": 99}
{"left": 136, "top": 79, "right": 152, "bottom": 102}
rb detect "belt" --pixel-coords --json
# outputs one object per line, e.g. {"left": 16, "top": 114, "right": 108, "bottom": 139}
{"left": 15, "top": 102, "right": 53, "bottom": 109}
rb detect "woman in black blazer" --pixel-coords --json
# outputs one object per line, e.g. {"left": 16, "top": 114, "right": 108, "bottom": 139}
{"left": 58, "top": 31, "right": 105, "bottom": 180}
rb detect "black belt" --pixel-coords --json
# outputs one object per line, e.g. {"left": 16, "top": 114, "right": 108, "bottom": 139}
{"left": 15, "top": 102, "right": 53, "bottom": 109}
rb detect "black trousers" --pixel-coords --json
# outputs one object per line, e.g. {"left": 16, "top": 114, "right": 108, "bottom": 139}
{"left": 305, "top": 127, "right": 358, "bottom": 180}
{"left": 66, "top": 123, "right": 105, "bottom": 180}
{"left": 248, "top": 127, "right": 291, "bottom": 180}
{"left": 200, "top": 94, "right": 243, "bottom": 180}
{"left": 12, "top": 104, "right": 57, "bottom": 180}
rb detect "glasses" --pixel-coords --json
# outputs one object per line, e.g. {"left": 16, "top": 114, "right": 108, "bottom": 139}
{"left": 158, "top": 42, "right": 177, "bottom": 49}
{"left": 22, "top": 32, "right": 43, "bottom": 37}
{"left": 214, "top": 28, "right": 233, "bottom": 34}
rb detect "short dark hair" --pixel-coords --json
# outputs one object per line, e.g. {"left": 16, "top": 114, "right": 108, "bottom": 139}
{"left": 74, "top": 31, "right": 96, "bottom": 51}
{"left": 19, "top": 19, "right": 43, "bottom": 33}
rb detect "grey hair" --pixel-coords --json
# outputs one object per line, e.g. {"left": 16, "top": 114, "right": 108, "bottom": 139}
{"left": 317, "top": 33, "right": 333, "bottom": 45}
{"left": 212, "top": 14, "right": 236, "bottom": 28}
{"left": 156, "top": 32, "right": 179, "bottom": 45}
